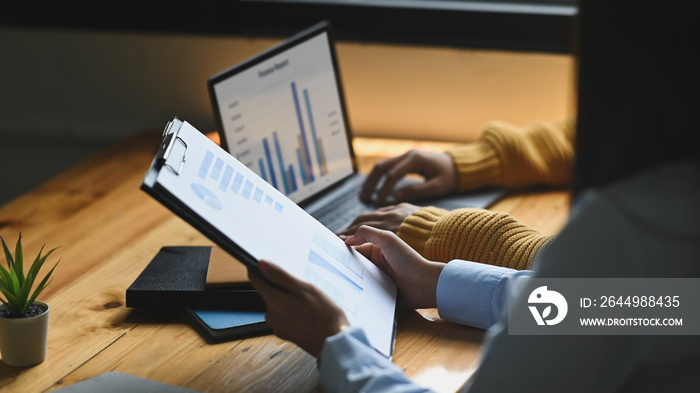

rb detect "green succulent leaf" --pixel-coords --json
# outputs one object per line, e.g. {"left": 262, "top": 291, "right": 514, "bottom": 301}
{"left": 24, "top": 261, "right": 58, "bottom": 314}
{"left": 0, "top": 234, "right": 59, "bottom": 316}
{"left": 15, "top": 233, "right": 25, "bottom": 285}
{"left": 8, "top": 272, "right": 21, "bottom": 297}
{"left": 1, "top": 236, "right": 15, "bottom": 271}
{"left": 0, "top": 263, "right": 12, "bottom": 285}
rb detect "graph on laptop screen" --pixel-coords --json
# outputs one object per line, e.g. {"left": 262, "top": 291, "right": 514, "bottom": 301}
{"left": 213, "top": 32, "right": 354, "bottom": 204}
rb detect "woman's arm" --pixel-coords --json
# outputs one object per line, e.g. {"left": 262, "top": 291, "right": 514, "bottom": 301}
{"left": 399, "top": 207, "right": 554, "bottom": 269}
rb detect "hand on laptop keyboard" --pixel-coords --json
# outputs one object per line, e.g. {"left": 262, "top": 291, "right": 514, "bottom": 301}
{"left": 359, "top": 150, "right": 457, "bottom": 206}
{"left": 336, "top": 202, "right": 420, "bottom": 236}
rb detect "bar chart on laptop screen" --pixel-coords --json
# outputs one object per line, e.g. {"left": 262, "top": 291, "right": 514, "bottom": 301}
{"left": 215, "top": 33, "right": 354, "bottom": 204}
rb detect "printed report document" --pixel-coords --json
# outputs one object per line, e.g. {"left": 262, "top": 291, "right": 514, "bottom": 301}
{"left": 141, "top": 118, "right": 397, "bottom": 357}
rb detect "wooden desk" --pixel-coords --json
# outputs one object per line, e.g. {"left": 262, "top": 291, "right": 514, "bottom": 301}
{"left": 0, "top": 131, "right": 568, "bottom": 392}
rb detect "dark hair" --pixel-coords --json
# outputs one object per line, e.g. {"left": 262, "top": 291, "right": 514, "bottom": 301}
{"left": 572, "top": 1, "right": 700, "bottom": 199}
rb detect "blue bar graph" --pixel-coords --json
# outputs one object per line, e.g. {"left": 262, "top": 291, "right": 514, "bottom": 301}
{"left": 291, "top": 82, "right": 314, "bottom": 183}
{"left": 219, "top": 166, "right": 233, "bottom": 192}
{"left": 296, "top": 148, "right": 308, "bottom": 186}
{"left": 242, "top": 180, "right": 253, "bottom": 199}
{"left": 262, "top": 137, "right": 277, "bottom": 189}
{"left": 253, "top": 187, "right": 263, "bottom": 203}
{"left": 210, "top": 158, "right": 224, "bottom": 181}
{"left": 308, "top": 249, "right": 363, "bottom": 292}
{"left": 198, "top": 151, "right": 214, "bottom": 180}
{"left": 304, "top": 88, "right": 325, "bottom": 176}
{"left": 273, "top": 132, "right": 290, "bottom": 195}
{"left": 252, "top": 84, "right": 331, "bottom": 196}
{"left": 231, "top": 173, "right": 244, "bottom": 194}
{"left": 258, "top": 159, "right": 267, "bottom": 182}
{"left": 197, "top": 150, "right": 285, "bottom": 215}
{"left": 288, "top": 165, "right": 298, "bottom": 192}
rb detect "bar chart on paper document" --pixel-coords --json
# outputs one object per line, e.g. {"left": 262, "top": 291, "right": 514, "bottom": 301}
{"left": 194, "top": 149, "right": 285, "bottom": 214}
{"left": 304, "top": 231, "right": 365, "bottom": 315}
{"left": 193, "top": 146, "right": 366, "bottom": 316}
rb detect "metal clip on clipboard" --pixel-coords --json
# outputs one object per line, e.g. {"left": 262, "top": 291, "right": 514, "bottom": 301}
{"left": 157, "top": 117, "right": 188, "bottom": 175}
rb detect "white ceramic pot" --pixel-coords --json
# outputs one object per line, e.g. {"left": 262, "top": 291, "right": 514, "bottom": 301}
{"left": 0, "top": 301, "right": 50, "bottom": 367}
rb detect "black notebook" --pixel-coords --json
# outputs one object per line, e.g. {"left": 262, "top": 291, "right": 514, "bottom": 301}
{"left": 126, "top": 246, "right": 265, "bottom": 310}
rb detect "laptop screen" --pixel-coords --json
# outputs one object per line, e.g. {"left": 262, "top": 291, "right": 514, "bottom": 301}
{"left": 208, "top": 21, "right": 356, "bottom": 205}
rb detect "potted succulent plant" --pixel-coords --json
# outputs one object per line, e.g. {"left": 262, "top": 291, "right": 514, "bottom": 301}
{"left": 0, "top": 233, "right": 59, "bottom": 367}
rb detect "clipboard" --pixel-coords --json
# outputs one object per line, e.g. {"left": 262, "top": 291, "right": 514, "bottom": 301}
{"left": 141, "top": 117, "right": 397, "bottom": 358}
{"left": 142, "top": 118, "right": 259, "bottom": 271}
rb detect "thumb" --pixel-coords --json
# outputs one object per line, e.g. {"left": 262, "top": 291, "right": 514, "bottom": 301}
{"left": 344, "top": 225, "right": 390, "bottom": 247}
{"left": 257, "top": 259, "right": 301, "bottom": 293}
{"left": 396, "top": 178, "right": 452, "bottom": 201}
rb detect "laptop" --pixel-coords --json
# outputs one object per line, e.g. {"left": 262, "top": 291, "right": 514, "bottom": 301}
{"left": 208, "top": 21, "right": 503, "bottom": 233}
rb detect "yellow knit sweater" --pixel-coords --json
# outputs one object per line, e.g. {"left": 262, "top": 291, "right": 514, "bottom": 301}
{"left": 397, "top": 119, "right": 576, "bottom": 269}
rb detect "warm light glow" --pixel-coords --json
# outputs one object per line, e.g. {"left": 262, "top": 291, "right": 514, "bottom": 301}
{"left": 206, "top": 132, "right": 221, "bottom": 146}
{"left": 411, "top": 363, "right": 480, "bottom": 393}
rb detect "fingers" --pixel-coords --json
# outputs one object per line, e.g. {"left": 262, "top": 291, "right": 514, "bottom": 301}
{"left": 351, "top": 242, "right": 374, "bottom": 259}
{"left": 345, "top": 225, "right": 397, "bottom": 249}
{"left": 248, "top": 260, "right": 301, "bottom": 310}
{"left": 344, "top": 225, "right": 443, "bottom": 309}
{"left": 360, "top": 241, "right": 394, "bottom": 271}
{"left": 344, "top": 226, "right": 390, "bottom": 261}
{"left": 373, "top": 152, "right": 425, "bottom": 205}
{"left": 256, "top": 259, "right": 301, "bottom": 293}
{"left": 248, "top": 265, "right": 303, "bottom": 337}
{"left": 337, "top": 206, "right": 402, "bottom": 235}
{"left": 248, "top": 260, "right": 350, "bottom": 358}
{"left": 360, "top": 155, "right": 404, "bottom": 202}
{"left": 346, "top": 224, "right": 426, "bottom": 268}
{"left": 395, "top": 176, "right": 451, "bottom": 201}
{"left": 360, "top": 151, "right": 424, "bottom": 204}
{"left": 338, "top": 221, "right": 385, "bottom": 237}
{"left": 360, "top": 150, "right": 457, "bottom": 205}
{"left": 248, "top": 266, "right": 272, "bottom": 289}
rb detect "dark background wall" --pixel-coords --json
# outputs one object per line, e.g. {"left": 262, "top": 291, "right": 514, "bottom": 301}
{"left": 0, "top": 1, "right": 575, "bottom": 205}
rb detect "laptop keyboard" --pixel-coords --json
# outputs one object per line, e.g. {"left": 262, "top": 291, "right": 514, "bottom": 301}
{"left": 311, "top": 191, "right": 372, "bottom": 232}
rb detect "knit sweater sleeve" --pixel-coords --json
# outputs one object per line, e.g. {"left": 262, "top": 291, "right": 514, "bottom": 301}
{"left": 395, "top": 119, "right": 572, "bottom": 269}
{"left": 445, "top": 118, "right": 576, "bottom": 191}
{"left": 398, "top": 207, "right": 554, "bottom": 270}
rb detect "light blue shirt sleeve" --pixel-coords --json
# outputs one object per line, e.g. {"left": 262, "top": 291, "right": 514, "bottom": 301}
{"left": 437, "top": 260, "right": 530, "bottom": 329}
{"left": 320, "top": 326, "right": 433, "bottom": 393}
{"left": 320, "top": 260, "right": 532, "bottom": 393}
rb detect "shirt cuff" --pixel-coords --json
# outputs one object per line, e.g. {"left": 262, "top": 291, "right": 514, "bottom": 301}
{"left": 436, "top": 260, "right": 518, "bottom": 329}
{"left": 320, "top": 327, "right": 418, "bottom": 393}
